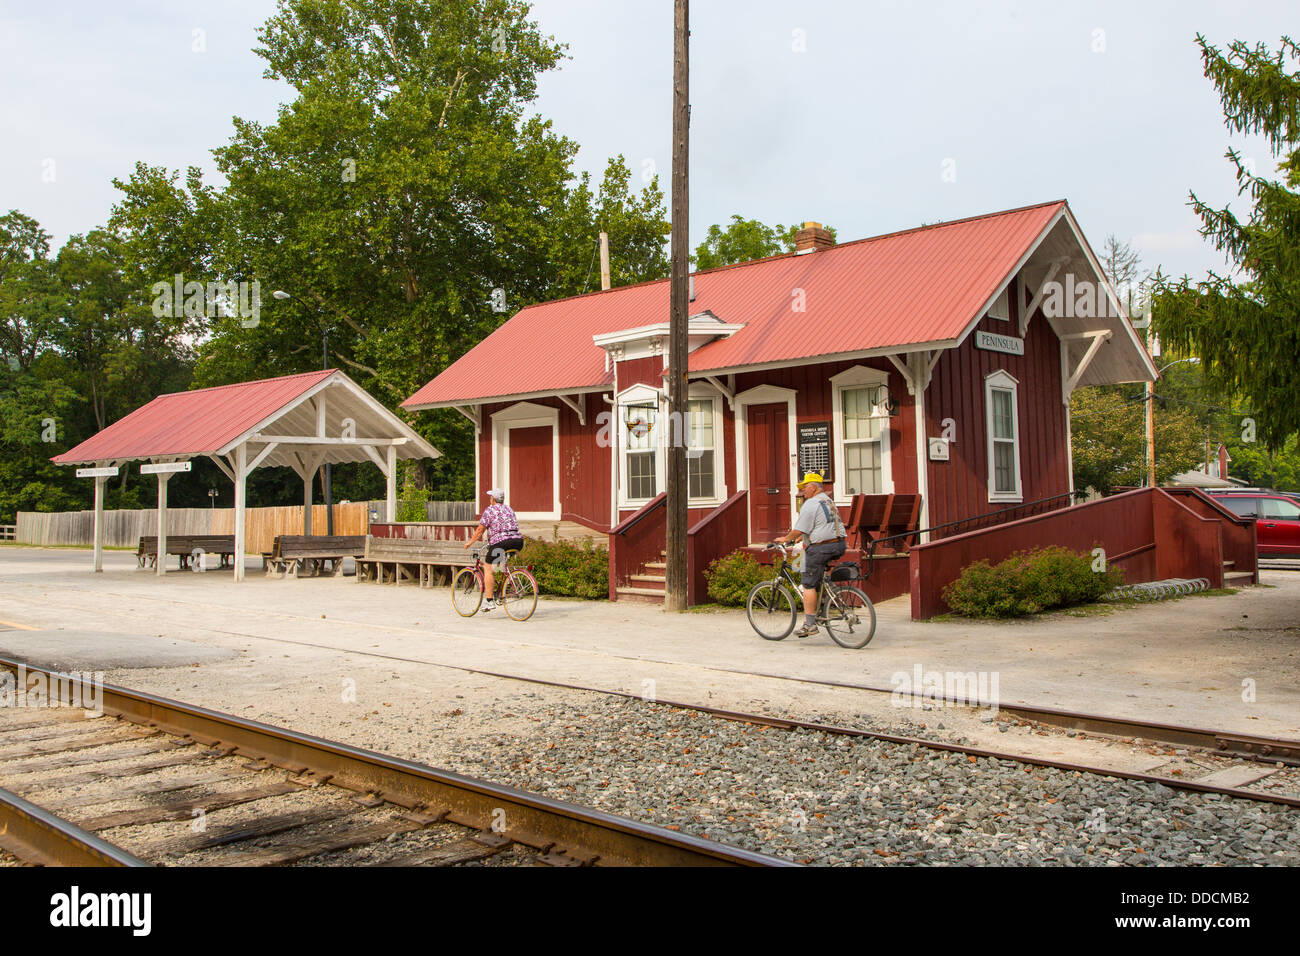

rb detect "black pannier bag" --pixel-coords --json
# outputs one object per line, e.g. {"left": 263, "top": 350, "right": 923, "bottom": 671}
{"left": 829, "top": 561, "right": 861, "bottom": 582}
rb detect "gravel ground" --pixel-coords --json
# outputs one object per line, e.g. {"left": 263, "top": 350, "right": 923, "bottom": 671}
{"left": 437, "top": 697, "right": 1300, "bottom": 866}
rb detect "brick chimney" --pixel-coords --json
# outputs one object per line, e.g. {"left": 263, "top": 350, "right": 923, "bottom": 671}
{"left": 794, "top": 221, "right": 835, "bottom": 254}
{"left": 1218, "top": 444, "right": 1229, "bottom": 481}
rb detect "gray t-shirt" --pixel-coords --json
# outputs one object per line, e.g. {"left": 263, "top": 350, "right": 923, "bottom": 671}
{"left": 793, "top": 492, "right": 845, "bottom": 544}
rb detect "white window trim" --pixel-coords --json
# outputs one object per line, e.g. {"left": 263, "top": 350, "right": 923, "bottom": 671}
{"left": 734, "top": 383, "right": 798, "bottom": 543}
{"left": 615, "top": 382, "right": 730, "bottom": 510}
{"left": 984, "top": 369, "right": 1023, "bottom": 503}
{"left": 829, "top": 365, "right": 893, "bottom": 505}
{"left": 490, "top": 401, "right": 560, "bottom": 520}
{"left": 686, "top": 382, "right": 728, "bottom": 507}
{"left": 616, "top": 383, "right": 665, "bottom": 510}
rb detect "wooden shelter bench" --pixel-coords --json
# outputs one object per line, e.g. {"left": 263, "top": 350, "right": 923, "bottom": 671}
{"left": 263, "top": 535, "right": 368, "bottom": 579}
{"left": 137, "top": 535, "right": 236, "bottom": 570}
{"left": 845, "top": 494, "right": 922, "bottom": 553}
{"left": 355, "top": 537, "right": 477, "bottom": 587}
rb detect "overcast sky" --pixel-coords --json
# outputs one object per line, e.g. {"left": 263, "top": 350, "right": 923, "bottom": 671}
{"left": 0, "top": 0, "right": 1292, "bottom": 281}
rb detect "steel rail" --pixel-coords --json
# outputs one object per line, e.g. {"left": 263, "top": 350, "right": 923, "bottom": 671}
{"left": 0, "top": 658, "right": 791, "bottom": 868}
{"left": 0, "top": 784, "right": 148, "bottom": 867}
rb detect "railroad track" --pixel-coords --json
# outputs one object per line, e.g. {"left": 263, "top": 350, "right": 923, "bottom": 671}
{"left": 0, "top": 659, "right": 790, "bottom": 868}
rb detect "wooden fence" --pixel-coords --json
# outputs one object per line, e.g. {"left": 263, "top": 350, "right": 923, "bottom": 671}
{"left": 15, "top": 501, "right": 474, "bottom": 554}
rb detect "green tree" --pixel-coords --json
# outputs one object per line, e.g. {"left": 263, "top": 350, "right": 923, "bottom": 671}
{"left": 693, "top": 216, "right": 831, "bottom": 269}
{"left": 1070, "top": 386, "right": 1206, "bottom": 494}
{"left": 1153, "top": 35, "right": 1300, "bottom": 450}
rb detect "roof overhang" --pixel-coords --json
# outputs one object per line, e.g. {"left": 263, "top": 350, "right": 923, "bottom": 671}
{"left": 953, "top": 203, "right": 1158, "bottom": 388}
{"left": 402, "top": 384, "right": 613, "bottom": 413}
{"left": 53, "top": 370, "right": 440, "bottom": 469}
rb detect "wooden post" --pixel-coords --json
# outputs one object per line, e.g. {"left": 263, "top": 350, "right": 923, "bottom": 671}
{"left": 233, "top": 443, "right": 247, "bottom": 582}
{"left": 156, "top": 472, "right": 170, "bottom": 578}
{"left": 599, "top": 232, "right": 611, "bottom": 291}
{"left": 92, "top": 473, "right": 106, "bottom": 573}
{"left": 303, "top": 471, "right": 314, "bottom": 536}
{"left": 386, "top": 446, "right": 397, "bottom": 523}
{"left": 664, "top": 0, "right": 689, "bottom": 612}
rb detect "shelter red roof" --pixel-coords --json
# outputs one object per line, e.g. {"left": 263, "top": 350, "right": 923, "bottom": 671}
{"left": 403, "top": 200, "right": 1067, "bottom": 409}
{"left": 52, "top": 370, "right": 335, "bottom": 465}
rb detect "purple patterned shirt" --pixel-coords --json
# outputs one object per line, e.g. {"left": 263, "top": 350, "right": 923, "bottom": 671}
{"left": 479, "top": 503, "right": 520, "bottom": 545}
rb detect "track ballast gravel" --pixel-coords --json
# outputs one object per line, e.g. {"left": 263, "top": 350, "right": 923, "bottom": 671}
{"left": 442, "top": 698, "right": 1300, "bottom": 866}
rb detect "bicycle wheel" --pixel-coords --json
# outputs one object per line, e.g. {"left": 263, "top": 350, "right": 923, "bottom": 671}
{"left": 501, "top": 569, "right": 538, "bottom": 621}
{"left": 746, "top": 580, "right": 798, "bottom": 641}
{"left": 451, "top": 566, "right": 483, "bottom": 617}
{"left": 823, "top": 584, "right": 877, "bottom": 649}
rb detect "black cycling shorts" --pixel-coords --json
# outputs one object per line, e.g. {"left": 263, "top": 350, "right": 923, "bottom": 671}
{"left": 486, "top": 537, "right": 524, "bottom": 568}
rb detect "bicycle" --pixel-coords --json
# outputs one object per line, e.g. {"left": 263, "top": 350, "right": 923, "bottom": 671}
{"left": 451, "top": 547, "right": 538, "bottom": 621}
{"left": 745, "top": 541, "right": 877, "bottom": 648}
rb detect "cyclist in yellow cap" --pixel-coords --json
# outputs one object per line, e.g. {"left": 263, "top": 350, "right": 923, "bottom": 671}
{"left": 774, "top": 472, "right": 847, "bottom": 637}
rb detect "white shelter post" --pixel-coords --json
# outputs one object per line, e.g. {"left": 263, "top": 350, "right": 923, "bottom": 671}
{"left": 303, "top": 468, "right": 314, "bottom": 535}
{"left": 386, "top": 446, "right": 397, "bottom": 523}
{"left": 156, "top": 471, "right": 170, "bottom": 578}
{"left": 92, "top": 472, "right": 106, "bottom": 573}
{"left": 233, "top": 443, "right": 247, "bottom": 582}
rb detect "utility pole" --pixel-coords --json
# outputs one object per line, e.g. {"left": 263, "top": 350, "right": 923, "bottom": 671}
{"left": 665, "top": 0, "right": 689, "bottom": 611}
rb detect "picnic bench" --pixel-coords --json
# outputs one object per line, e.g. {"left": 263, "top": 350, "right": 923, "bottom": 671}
{"left": 263, "top": 535, "right": 368, "bottom": 579}
{"left": 845, "top": 493, "right": 922, "bottom": 552}
{"left": 137, "top": 535, "right": 236, "bottom": 570}
{"left": 355, "top": 537, "right": 477, "bottom": 587}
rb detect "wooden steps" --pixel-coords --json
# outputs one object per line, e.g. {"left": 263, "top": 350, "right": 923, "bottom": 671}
{"left": 1223, "top": 560, "right": 1254, "bottom": 586}
{"left": 617, "top": 552, "right": 667, "bottom": 604}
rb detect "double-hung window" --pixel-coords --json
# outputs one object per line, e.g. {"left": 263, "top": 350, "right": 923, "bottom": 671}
{"left": 625, "top": 402, "right": 658, "bottom": 501}
{"left": 686, "top": 398, "right": 716, "bottom": 500}
{"left": 985, "top": 370, "right": 1021, "bottom": 501}
{"left": 830, "top": 365, "right": 892, "bottom": 503}
{"left": 841, "top": 386, "right": 885, "bottom": 495}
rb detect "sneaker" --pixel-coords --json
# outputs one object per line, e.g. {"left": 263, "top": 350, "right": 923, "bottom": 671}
{"left": 482, "top": 599, "right": 498, "bottom": 611}
{"left": 794, "top": 623, "right": 819, "bottom": 638}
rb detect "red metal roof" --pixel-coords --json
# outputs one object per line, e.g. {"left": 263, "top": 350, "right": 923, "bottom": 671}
{"left": 52, "top": 369, "right": 336, "bottom": 465}
{"left": 403, "top": 200, "right": 1066, "bottom": 409}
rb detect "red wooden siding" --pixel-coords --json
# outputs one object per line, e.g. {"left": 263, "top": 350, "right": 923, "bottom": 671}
{"left": 924, "top": 288, "right": 1070, "bottom": 530}
{"left": 617, "top": 356, "right": 665, "bottom": 389}
{"left": 478, "top": 394, "right": 613, "bottom": 528}
{"left": 733, "top": 357, "right": 919, "bottom": 502}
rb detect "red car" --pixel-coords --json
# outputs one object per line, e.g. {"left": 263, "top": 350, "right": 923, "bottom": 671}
{"left": 1208, "top": 491, "right": 1300, "bottom": 557}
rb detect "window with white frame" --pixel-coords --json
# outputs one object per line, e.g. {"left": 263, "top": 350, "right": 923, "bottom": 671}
{"left": 624, "top": 400, "right": 658, "bottom": 501}
{"left": 686, "top": 398, "right": 716, "bottom": 499}
{"left": 830, "top": 365, "right": 892, "bottom": 503}
{"left": 985, "top": 370, "right": 1022, "bottom": 501}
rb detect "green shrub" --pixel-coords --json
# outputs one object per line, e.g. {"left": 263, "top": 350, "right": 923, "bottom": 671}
{"left": 704, "top": 551, "right": 770, "bottom": 606}
{"left": 942, "top": 546, "right": 1124, "bottom": 618}
{"left": 516, "top": 537, "right": 608, "bottom": 599}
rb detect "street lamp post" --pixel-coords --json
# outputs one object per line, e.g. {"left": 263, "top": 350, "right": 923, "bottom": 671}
{"left": 1146, "top": 356, "right": 1200, "bottom": 487}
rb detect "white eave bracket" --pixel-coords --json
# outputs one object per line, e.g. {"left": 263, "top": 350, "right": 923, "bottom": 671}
{"left": 452, "top": 405, "right": 481, "bottom": 434}
{"left": 556, "top": 393, "right": 587, "bottom": 427}
{"left": 703, "top": 376, "right": 735, "bottom": 410}
{"left": 885, "top": 350, "right": 944, "bottom": 396}
{"left": 1020, "top": 257, "right": 1070, "bottom": 337}
{"left": 1060, "top": 330, "right": 1112, "bottom": 403}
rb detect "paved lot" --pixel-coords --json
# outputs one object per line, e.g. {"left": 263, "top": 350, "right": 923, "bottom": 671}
{"left": 1, "top": 547, "right": 1297, "bottom": 746}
